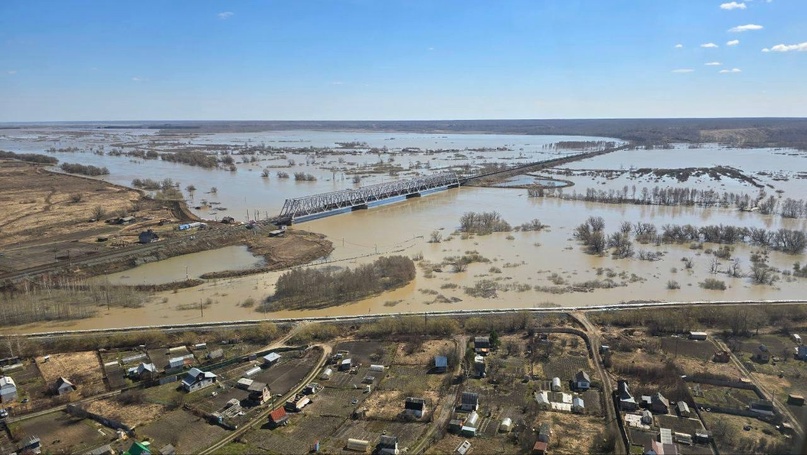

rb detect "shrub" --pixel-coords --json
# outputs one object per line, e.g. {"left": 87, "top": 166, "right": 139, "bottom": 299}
{"left": 700, "top": 278, "right": 727, "bottom": 290}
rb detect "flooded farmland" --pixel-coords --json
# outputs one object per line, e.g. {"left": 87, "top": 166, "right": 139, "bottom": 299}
{"left": 2, "top": 126, "right": 807, "bottom": 332}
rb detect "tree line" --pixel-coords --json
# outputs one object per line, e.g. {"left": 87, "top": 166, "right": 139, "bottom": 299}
{"left": 263, "top": 256, "right": 416, "bottom": 310}
{"left": 59, "top": 162, "right": 109, "bottom": 176}
{"left": 0, "top": 150, "right": 59, "bottom": 164}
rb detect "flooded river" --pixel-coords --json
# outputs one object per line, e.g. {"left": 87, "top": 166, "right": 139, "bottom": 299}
{"left": 2, "top": 128, "right": 807, "bottom": 332}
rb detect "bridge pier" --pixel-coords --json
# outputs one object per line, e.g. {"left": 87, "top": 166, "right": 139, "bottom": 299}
{"left": 351, "top": 204, "right": 368, "bottom": 211}
{"left": 405, "top": 192, "right": 422, "bottom": 199}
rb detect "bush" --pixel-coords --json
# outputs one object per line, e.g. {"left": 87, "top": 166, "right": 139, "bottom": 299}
{"left": 700, "top": 278, "right": 727, "bottom": 290}
{"left": 459, "top": 211, "right": 512, "bottom": 235}
{"left": 667, "top": 280, "right": 680, "bottom": 290}
{"left": 60, "top": 162, "right": 109, "bottom": 176}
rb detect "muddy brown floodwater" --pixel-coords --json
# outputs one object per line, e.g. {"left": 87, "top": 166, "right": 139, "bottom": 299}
{"left": 14, "top": 186, "right": 807, "bottom": 333}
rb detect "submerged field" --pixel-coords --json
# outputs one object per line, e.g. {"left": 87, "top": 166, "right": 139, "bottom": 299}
{"left": 1, "top": 126, "right": 806, "bottom": 332}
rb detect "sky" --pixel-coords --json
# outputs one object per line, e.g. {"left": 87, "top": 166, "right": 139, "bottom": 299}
{"left": 0, "top": 0, "right": 806, "bottom": 121}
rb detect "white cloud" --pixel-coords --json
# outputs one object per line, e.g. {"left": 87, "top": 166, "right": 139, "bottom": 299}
{"left": 675, "top": 43, "right": 684, "bottom": 48}
{"left": 672, "top": 69, "right": 695, "bottom": 73}
{"left": 705, "top": 62, "right": 722, "bottom": 66}
{"left": 727, "top": 39, "right": 740, "bottom": 46}
{"left": 720, "top": 2, "right": 747, "bottom": 10}
{"left": 132, "top": 76, "right": 146, "bottom": 82}
{"left": 719, "top": 68, "right": 742, "bottom": 73}
{"left": 701, "top": 43, "right": 719, "bottom": 48}
{"left": 217, "top": 11, "right": 234, "bottom": 20}
{"left": 765, "top": 42, "right": 807, "bottom": 52}
{"left": 7, "top": 70, "right": 17, "bottom": 75}
{"left": 729, "top": 24, "right": 763, "bottom": 32}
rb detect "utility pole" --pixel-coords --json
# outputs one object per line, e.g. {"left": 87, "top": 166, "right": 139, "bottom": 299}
{"left": 200, "top": 299, "right": 204, "bottom": 318}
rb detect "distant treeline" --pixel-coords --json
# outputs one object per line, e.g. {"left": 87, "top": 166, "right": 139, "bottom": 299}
{"left": 263, "top": 256, "right": 416, "bottom": 310}
{"left": 160, "top": 150, "right": 219, "bottom": 168}
{"left": 537, "top": 185, "right": 807, "bottom": 220}
{"left": 544, "top": 141, "right": 617, "bottom": 150}
{"left": 60, "top": 162, "right": 109, "bottom": 176}
{"left": 0, "top": 150, "right": 59, "bottom": 164}
{"left": 153, "top": 118, "right": 807, "bottom": 150}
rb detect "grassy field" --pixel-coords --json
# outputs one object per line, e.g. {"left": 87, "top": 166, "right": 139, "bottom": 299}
{"left": 36, "top": 351, "right": 106, "bottom": 397}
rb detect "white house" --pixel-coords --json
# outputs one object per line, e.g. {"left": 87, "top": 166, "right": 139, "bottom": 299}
{"left": 0, "top": 376, "right": 17, "bottom": 403}
{"left": 54, "top": 377, "right": 76, "bottom": 396}
{"left": 181, "top": 368, "right": 217, "bottom": 392}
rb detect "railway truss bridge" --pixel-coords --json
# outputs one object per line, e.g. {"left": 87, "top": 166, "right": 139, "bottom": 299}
{"left": 276, "top": 172, "right": 460, "bottom": 225}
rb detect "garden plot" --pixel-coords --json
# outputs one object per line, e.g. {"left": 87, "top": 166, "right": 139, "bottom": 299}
{"left": 541, "top": 356, "right": 591, "bottom": 381}
{"left": 249, "top": 348, "right": 319, "bottom": 395}
{"left": 427, "top": 433, "right": 523, "bottom": 455}
{"left": 254, "top": 415, "right": 345, "bottom": 455}
{"left": 36, "top": 351, "right": 106, "bottom": 397}
{"left": 655, "top": 414, "right": 706, "bottom": 435}
{"left": 327, "top": 420, "right": 428, "bottom": 452}
{"left": 84, "top": 397, "right": 165, "bottom": 429}
{"left": 393, "top": 339, "right": 455, "bottom": 366}
{"left": 3, "top": 361, "right": 46, "bottom": 401}
{"left": 99, "top": 349, "right": 150, "bottom": 389}
{"left": 311, "top": 386, "right": 367, "bottom": 417}
{"left": 699, "top": 412, "right": 786, "bottom": 455}
{"left": 660, "top": 337, "right": 716, "bottom": 361}
{"left": 138, "top": 408, "right": 229, "bottom": 453}
{"left": 14, "top": 411, "right": 111, "bottom": 455}
{"left": 333, "top": 340, "right": 395, "bottom": 365}
{"left": 690, "top": 383, "right": 760, "bottom": 411}
{"left": 363, "top": 389, "right": 441, "bottom": 421}
{"left": 542, "top": 413, "right": 606, "bottom": 455}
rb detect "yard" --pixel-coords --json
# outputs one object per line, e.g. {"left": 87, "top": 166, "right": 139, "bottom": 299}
{"left": 10, "top": 411, "right": 112, "bottom": 454}
{"left": 137, "top": 408, "right": 230, "bottom": 453}
{"left": 36, "top": 351, "right": 107, "bottom": 397}
{"left": 690, "top": 383, "right": 760, "bottom": 411}
{"left": 700, "top": 411, "right": 788, "bottom": 455}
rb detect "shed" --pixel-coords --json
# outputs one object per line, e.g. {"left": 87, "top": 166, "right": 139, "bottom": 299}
{"left": 0, "top": 376, "right": 17, "bottom": 403}
{"left": 688, "top": 331, "right": 708, "bottom": 341}
{"left": 788, "top": 394, "right": 805, "bottom": 406}
{"left": 449, "top": 419, "right": 464, "bottom": 433}
{"left": 138, "top": 230, "right": 159, "bottom": 244}
{"left": 263, "top": 352, "right": 281, "bottom": 366}
{"left": 456, "top": 440, "right": 472, "bottom": 455}
{"left": 207, "top": 349, "right": 224, "bottom": 360}
{"left": 460, "top": 392, "right": 479, "bottom": 411}
{"left": 248, "top": 382, "right": 270, "bottom": 404}
{"left": 434, "top": 355, "right": 448, "bottom": 373}
{"left": 346, "top": 438, "right": 370, "bottom": 452}
{"left": 534, "top": 391, "right": 550, "bottom": 409}
{"left": 641, "top": 410, "right": 653, "bottom": 425}
{"left": 793, "top": 334, "right": 803, "bottom": 344}
{"left": 474, "top": 336, "right": 491, "bottom": 354}
{"left": 572, "top": 396, "right": 585, "bottom": 414}
{"left": 244, "top": 366, "right": 262, "bottom": 377}
{"left": 499, "top": 417, "right": 513, "bottom": 432}
{"left": 797, "top": 345, "right": 807, "bottom": 361}
{"left": 55, "top": 377, "right": 76, "bottom": 396}
{"left": 551, "top": 377, "right": 562, "bottom": 392}
{"left": 340, "top": 358, "right": 353, "bottom": 371}
{"left": 537, "top": 423, "right": 551, "bottom": 443}
{"left": 236, "top": 378, "right": 254, "bottom": 390}
{"left": 677, "top": 400, "right": 691, "bottom": 417}
{"left": 268, "top": 407, "right": 289, "bottom": 427}
{"left": 320, "top": 368, "right": 333, "bottom": 380}
{"left": 674, "top": 432, "right": 693, "bottom": 445}
{"left": 532, "top": 441, "right": 548, "bottom": 455}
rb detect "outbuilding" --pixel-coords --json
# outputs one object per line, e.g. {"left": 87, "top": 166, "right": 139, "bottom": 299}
{"left": 433, "top": 356, "right": 448, "bottom": 373}
{"left": 499, "top": 417, "right": 513, "bottom": 433}
{"left": 0, "top": 376, "right": 17, "bottom": 403}
{"left": 320, "top": 368, "right": 333, "bottom": 380}
{"left": 54, "top": 377, "right": 76, "bottom": 396}
{"left": 460, "top": 392, "right": 479, "bottom": 412}
{"left": 551, "top": 377, "right": 562, "bottom": 392}
{"left": 340, "top": 358, "right": 353, "bottom": 371}
{"left": 404, "top": 397, "right": 426, "bottom": 418}
{"left": 268, "top": 407, "right": 289, "bottom": 427}
{"left": 263, "top": 352, "right": 281, "bottom": 366}
{"left": 688, "top": 331, "right": 708, "bottom": 341}
{"left": 346, "top": 438, "right": 369, "bottom": 452}
{"left": 677, "top": 400, "right": 691, "bottom": 417}
{"left": 574, "top": 370, "right": 591, "bottom": 391}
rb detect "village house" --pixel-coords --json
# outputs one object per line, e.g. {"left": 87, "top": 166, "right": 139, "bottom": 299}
{"left": 574, "top": 370, "right": 591, "bottom": 391}
{"left": 650, "top": 392, "right": 670, "bottom": 414}
{"left": 339, "top": 358, "right": 353, "bottom": 371}
{"left": 677, "top": 401, "right": 691, "bottom": 417}
{"left": 617, "top": 380, "right": 638, "bottom": 411}
{"left": 138, "top": 229, "right": 159, "bottom": 244}
{"left": 754, "top": 344, "right": 771, "bottom": 363}
{"left": 460, "top": 392, "right": 479, "bottom": 412}
{"left": 404, "top": 397, "right": 426, "bottom": 418}
{"left": 127, "top": 363, "right": 157, "bottom": 380}
{"left": 377, "top": 435, "right": 400, "bottom": 455}
{"left": 473, "top": 355, "right": 486, "bottom": 378}
{"left": 268, "top": 407, "right": 289, "bottom": 427}
{"left": 181, "top": 368, "right": 217, "bottom": 392}
{"left": 713, "top": 351, "right": 731, "bottom": 363}
{"left": 248, "top": 381, "right": 271, "bottom": 404}
{"left": 537, "top": 422, "right": 551, "bottom": 443}
{"left": 54, "top": 377, "right": 76, "bottom": 396}
{"left": 796, "top": 345, "right": 807, "bottom": 361}
{"left": 474, "top": 336, "right": 491, "bottom": 355}
{"left": 0, "top": 376, "right": 17, "bottom": 403}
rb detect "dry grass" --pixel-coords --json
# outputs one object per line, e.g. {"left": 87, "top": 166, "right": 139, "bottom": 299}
{"left": 363, "top": 389, "right": 441, "bottom": 420}
{"left": 393, "top": 339, "right": 455, "bottom": 366}
{"left": 36, "top": 351, "right": 106, "bottom": 396}
{"left": 542, "top": 413, "right": 605, "bottom": 455}
{"left": 84, "top": 398, "right": 165, "bottom": 428}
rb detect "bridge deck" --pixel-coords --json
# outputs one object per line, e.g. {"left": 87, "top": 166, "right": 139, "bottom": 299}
{"left": 278, "top": 172, "right": 459, "bottom": 224}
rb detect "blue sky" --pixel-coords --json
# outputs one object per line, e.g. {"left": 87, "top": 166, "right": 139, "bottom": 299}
{"left": 1, "top": 0, "right": 805, "bottom": 121}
